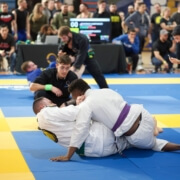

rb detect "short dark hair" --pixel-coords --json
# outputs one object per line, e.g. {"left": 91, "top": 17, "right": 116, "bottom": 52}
{"left": 32, "top": 97, "right": 44, "bottom": 114}
{"left": 97, "top": 0, "right": 106, "bottom": 4}
{"left": 56, "top": 54, "right": 71, "bottom": 64}
{"left": 128, "top": 28, "right": 136, "bottom": 33}
{"left": 154, "top": 2, "right": 160, "bottom": 6}
{"left": 172, "top": 25, "right": 180, "bottom": 36}
{"left": 0, "top": 24, "right": 8, "bottom": 29}
{"left": 138, "top": 2, "right": 145, "bottom": 7}
{"left": 1, "top": 2, "right": 8, "bottom": 5}
{"left": 68, "top": 79, "right": 90, "bottom": 94}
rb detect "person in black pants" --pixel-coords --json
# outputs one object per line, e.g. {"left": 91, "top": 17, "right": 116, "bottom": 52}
{"left": 57, "top": 26, "right": 108, "bottom": 89}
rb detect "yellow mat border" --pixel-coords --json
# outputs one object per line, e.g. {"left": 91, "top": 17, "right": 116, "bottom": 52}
{"left": 2, "top": 114, "right": 180, "bottom": 132}
{"left": 0, "top": 110, "right": 35, "bottom": 179}
{"left": 0, "top": 78, "right": 180, "bottom": 85}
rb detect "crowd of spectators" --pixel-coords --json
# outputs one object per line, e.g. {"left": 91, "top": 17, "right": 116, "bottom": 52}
{"left": 0, "top": 0, "right": 180, "bottom": 74}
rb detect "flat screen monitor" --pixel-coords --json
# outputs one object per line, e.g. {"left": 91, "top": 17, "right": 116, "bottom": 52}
{"left": 70, "top": 18, "right": 111, "bottom": 44}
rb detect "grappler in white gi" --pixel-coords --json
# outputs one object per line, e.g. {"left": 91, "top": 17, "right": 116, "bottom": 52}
{"left": 50, "top": 79, "right": 180, "bottom": 161}
{"left": 33, "top": 97, "right": 130, "bottom": 158}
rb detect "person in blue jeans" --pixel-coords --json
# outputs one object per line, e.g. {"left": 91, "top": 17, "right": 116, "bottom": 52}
{"left": 151, "top": 29, "right": 176, "bottom": 73}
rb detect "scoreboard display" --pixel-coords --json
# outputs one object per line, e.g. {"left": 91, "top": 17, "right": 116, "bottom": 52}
{"left": 70, "top": 18, "right": 111, "bottom": 43}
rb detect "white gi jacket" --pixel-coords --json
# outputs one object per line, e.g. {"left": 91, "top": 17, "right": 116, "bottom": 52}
{"left": 70, "top": 89, "right": 168, "bottom": 152}
{"left": 37, "top": 105, "right": 129, "bottom": 157}
{"left": 70, "top": 89, "right": 142, "bottom": 148}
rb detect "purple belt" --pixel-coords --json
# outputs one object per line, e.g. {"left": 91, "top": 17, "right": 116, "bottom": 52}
{"left": 112, "top": 104, "right": 131, "bottom": 132}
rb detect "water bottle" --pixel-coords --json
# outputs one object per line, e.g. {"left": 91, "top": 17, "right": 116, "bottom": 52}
{"left": 36, "top": 33, "right": 42, "bottom": 44}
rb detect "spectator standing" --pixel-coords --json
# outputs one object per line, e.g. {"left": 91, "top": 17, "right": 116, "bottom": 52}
{"left": 171, "top": 3, "right": 180, "bottom": 26}
{"left": 76, "top": 3, "right": 93, "bottom": 18}
{"left": 41, "top": 0, "right": 49, "bottom": 23}
{"left": 134, "top": 0, "right": 143, "bottom": 11}
{"left": 160, "top": 7, "right": 176, "bottom": 39}
{"left": 124, "top": 2, "right": 150, "bottom": 64}
{"left": 93, "top": 0, "right": 110, "bottom": 18}
{"left": 0, "top": 2, "right": 17, "bottom": 40}
{"left": 151, "top": 29, "right": 176, "bottom": 73}
{"left": 51, "top": 3, "right": 76, "bottom": 33}
{"left": 46, "top": 0, "right": 55, "bottom": 24}
{"left": 54, "top": 0, "right": 62, "bottom": 14}
{"left": 12, "top": 0, "right": 30, "bottom": 41}
{"left": 125, "top": 5, "right": 135, "bottom": 19}
{"left": 0, "top": 24, "right": 16, "bottom": 73}
{"left": 68, "top": 4, "right": 76, "bottom": 15}
{"left": 29, "top": 3, "right": 47, "bottom": 41}
{"left": 109, "top": 3, "right": 122, "bottom": 41}
{"left": 150, "top": 3, "right": 161, "bottom": 43}
{"left": 113, "top": 29, "right": 139, "bottom": 74}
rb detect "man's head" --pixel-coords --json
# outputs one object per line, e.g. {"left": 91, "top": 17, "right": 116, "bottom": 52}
{"left": 56, "top": 54, "right": 71, "bottom": 78}
{"left": 153, "top": 3, "right": 161, "bottom": 13}
{"left": 172, "top": 25, "right": 180, "bottom": 43}
{"left": 47, "top": 0, "right": 55, "bottom": 10}
{"left": 68, "top": 4, "right": 74, "bottom": 13}
{"left": 61, "top": 4, "right": 68, "bottom": 14}
{"left": 58, "top": 26, "right": 72, "bottom": 44}
{"left": 21, "top": 61, "right": 38, "bottom": 73}
{"left": 97, "top": 0, "right": 107, "bottom": 10}
{"left": 128, "top": 28, "right": 137, "bottom": 39}
{"left": 1, "top": 2, "right": 8, "bottom": 13}
{"left": 54, "top": 0, "right": 62, "bottom": 10}
{"left": 0, "top": 24, "right": 9, "bottom": 39}
{"left": 159, "top": 29, "right": 169, "bottom": 42}
{"left": 134, "top": 0, "right": 143, "bottom": 10}
{"left": 127, "top": 5, "right": 134, "bottom": 14}
{"left": 109, "top": 3, "right": 117, "bottom": 13}
{"left": 138, "top": 2, "right": 146, "bottom": 14}
{"left": 18, "top": 0, "right": 27, "bottom": 9}
{"left": 33, "top": 97, "right": 53, "bottom": 114}
{"left": 68, "top": 79, "right": 90, "bottom": 99}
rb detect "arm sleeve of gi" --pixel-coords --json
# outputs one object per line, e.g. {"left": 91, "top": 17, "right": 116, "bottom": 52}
{"left": 70, "top": 102, "right": 92, "bottom": 148}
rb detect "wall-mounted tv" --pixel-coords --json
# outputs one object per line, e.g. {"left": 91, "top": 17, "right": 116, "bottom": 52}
{"left": 70, "top": 18, "right": 111, "bottom": 44}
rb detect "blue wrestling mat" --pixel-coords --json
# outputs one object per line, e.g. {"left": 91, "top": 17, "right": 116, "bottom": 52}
{"left": 0, "top": 73, "right": 180, "bottom": 180}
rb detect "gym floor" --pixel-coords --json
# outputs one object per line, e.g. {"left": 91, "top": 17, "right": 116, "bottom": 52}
{"left": 0, "top": 73, "right": 180, "bottom": 180}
